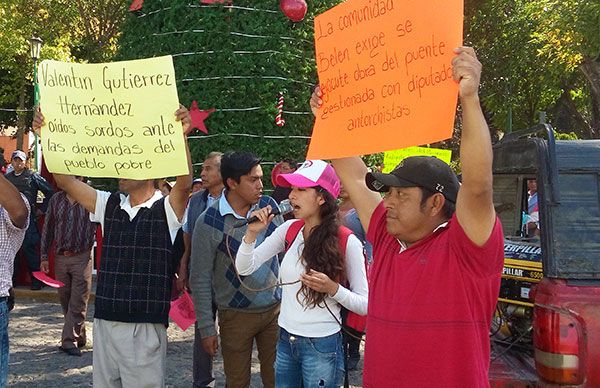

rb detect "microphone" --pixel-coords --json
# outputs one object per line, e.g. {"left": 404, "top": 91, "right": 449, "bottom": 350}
{"left": 234, "top": 199, "right": 293, "bottom": 228}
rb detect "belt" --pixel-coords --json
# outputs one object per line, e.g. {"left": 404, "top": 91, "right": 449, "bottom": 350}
{"left": 57, "top": 250, "right": 84, "bottom": 257}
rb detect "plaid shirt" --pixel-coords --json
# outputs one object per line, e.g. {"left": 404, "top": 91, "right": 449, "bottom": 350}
{"left": 40, "top": 191, "right": 97, "bottom": 260}
{"left": 0, "top": 195, "right": 30, "bottom": 296}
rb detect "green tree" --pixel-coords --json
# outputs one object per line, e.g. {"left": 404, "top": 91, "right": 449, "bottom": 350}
{"left": 527, "top": 0, "right": 600, "bottom": 137}
{"left": 71, "top": 0, "right": 128, "bottom": 62}
{"left": 0, "top": 0, "right": 77, "bottom": 148}
{"left": 116, "top": 0, "right": 342, "bottom": 181}
{"left": 466, "top": 0, "right": 562, "bottom": 134}
{"left": 465, "top": 0, "right": 600, "bottom": 138}
{"left": 0, "top": 0, "right": 127, "bottom": 149}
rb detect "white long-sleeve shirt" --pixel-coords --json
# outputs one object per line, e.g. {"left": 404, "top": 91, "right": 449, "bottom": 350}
{"left": 236, "top": 220, "right": 368, "bottom": 338}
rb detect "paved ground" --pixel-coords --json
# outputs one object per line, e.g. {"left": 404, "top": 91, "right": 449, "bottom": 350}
{"left": 8, "top": 292, "right": 364, "bottom": 387}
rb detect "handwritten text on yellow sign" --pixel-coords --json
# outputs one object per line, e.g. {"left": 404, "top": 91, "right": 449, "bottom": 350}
{"left": 39, "top": 55, "right": 188, "bottom": 179}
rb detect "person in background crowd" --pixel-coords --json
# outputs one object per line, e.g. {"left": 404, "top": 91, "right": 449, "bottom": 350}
{"left": 192, "top": 178, "right": 203, "bottom": 193}
{"left": 338, "top": 185, "right": 372, "bottom": 370}
{"left": 5, "top": 150, "right": 54, "bottom": 290}
{"left": 0, "top": 148, "right": 6, "bottom": 175}
{"left": 40, "top": 176, "right": 97, "bottom": 357}
{"left": 338, "top": 185, "right": 373, "bottom": 262}
{"left": 236, "top": 160, "right": 368, "bottom": 387}
{"left": 271, "top": 159, "right": 297, "bottom": 204}
{"left": 310, "top": 47, "right": 504, "bottom": 387}
{"left": 0, "top": 173, "right": 29, "bottom": 387}
{"left": 159, "top": 179, "right": 173, "bottom": 197}
{"left": 525, "top": 179, "right": 539, "bottom": 236}
{"left": 189, "top": 151, "right": 282, "bottom": 388}
{"left": 33, "top": 105, "right": 192, "bottom": 387}
{"left": 177, "top": 151, "right": 224, "bottom": 388}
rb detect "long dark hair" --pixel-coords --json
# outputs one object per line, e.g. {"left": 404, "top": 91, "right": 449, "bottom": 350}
{"left": 297, "top": 187, "right": 345, "bottom": 309}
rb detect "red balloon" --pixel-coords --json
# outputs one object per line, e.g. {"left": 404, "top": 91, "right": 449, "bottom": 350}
{"left": 279, "top": 0, "right": 307, "bottom": 22}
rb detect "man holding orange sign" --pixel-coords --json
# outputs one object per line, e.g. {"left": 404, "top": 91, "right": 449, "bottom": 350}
{"left": 310, "top": 47, "right": 503, "bottom": 387}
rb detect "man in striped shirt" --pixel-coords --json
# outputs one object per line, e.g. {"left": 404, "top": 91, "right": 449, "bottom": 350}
{"left": 40, "top": 176, "right": 97, "bottom": 357}
{"left": 0, "top": 173, "right": 29, "bottom": 386}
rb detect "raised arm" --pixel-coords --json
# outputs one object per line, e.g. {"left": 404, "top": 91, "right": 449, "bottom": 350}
{"left": 237, "top": 208, "right": 286, "bottom": 275}
{"left": 32, "top": 108, "right": 97, "bottom": 213}
{"left": 310, "top": 87, "right": 381, "bottom": 232}
{"left": 452, "top": 47, "right": 496, "bottom": 246}
{"left": 0, "top": 174, "right": 28, "bottom": 228}
{"left": 168, "top": 104, "right": 193, "bottom": 221}
{"left": 330, "top": 157, "right": 381, "bottom": 234}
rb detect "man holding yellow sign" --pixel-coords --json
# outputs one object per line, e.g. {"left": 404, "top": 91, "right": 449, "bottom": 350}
{"left": 33, "top": 55, "right": 192, "bottom": 387}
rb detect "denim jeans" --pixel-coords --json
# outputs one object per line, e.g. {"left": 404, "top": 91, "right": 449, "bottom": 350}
{"left": 0, "top": 298, "right": 9, "bottom": 388}
{"left": 275, "top": 328, "right": 344, "bottom": 388}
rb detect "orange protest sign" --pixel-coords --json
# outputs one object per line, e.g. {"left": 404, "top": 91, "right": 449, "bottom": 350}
{"left": 307, "top": 0, "right": 463, "bottom": 159}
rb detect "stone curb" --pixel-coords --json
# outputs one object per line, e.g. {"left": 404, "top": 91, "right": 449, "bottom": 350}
{"left": 14, "top": 287, "right": 96, "bottom": 303}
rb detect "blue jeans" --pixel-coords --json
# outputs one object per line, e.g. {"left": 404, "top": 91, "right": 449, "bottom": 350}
{"left": 275, "top": 328, "right": 344, "bottom": 388}
{"left": 0, "top": 299, "right": 9, "bottom": 387}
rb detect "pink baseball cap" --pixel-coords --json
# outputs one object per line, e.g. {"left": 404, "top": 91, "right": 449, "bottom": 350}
{"left": 276, "top": 160, "right": 340, "bottom": 198}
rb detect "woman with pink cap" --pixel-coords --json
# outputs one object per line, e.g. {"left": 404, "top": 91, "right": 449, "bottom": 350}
{"left": 235, "top": 160, "right": 368, "bottom": 388}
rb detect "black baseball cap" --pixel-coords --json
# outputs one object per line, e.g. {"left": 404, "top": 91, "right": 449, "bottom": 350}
{"left": 365, "top": 156, "right": 460, "bottom": 203}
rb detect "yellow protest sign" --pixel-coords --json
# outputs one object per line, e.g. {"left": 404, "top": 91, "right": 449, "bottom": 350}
{"left": 307, "top": 0, "right": 463, "bottom": 159}
{"left": 38, "top": 56, "right": 188, "bottom": 179}
{"left": 383, "top": 147, "right": 452, "bottom": 173}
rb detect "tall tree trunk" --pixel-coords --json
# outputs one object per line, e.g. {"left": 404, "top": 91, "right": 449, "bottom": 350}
{"left": 579, "top": 58, "right": 600, "bottom": 138}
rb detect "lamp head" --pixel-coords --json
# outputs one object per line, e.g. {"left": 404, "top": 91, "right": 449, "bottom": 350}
{"left": 29, "top": 36, "right": 43, "bottom": 60}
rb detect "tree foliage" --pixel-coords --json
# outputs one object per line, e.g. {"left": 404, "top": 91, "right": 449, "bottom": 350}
{"left": 466, "top": 0, "right": 600, "bottom": 138}
{"left": 71, "top": 0, "right": 128, "bottom": 62}
{"left": 0, "top": 0, "right": 76, "bottom": 130}
{"left": 0, "top": 0, "right": 127, "bottom": 132}
{"left": 527, "top": 0, "right": 600, "bottom": 137}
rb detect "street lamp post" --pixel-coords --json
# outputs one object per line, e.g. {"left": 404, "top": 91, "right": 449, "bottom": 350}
{"left": 29, "top": 36, "right": 42, "bottom": 171}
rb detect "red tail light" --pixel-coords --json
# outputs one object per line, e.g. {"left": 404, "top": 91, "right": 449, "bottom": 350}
{"left": 533, "top": 306, "right": 582, "bottom": 385}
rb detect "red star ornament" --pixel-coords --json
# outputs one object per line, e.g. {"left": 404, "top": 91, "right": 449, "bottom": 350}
{"left": 188, "top": 100, "right": 216, "bottom": 135}
{"left": 129, "top": 0, "right": 144, "bottom": 11}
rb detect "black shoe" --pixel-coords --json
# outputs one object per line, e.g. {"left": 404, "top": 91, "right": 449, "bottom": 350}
{"left": 59, "top": 346, "right": 82, "bottom": 357}
{"left": 30, "top": 284, "right": 42, "bottom": 291}
{"left": 77, "top": 341, "right": 86, "bottom": 349}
